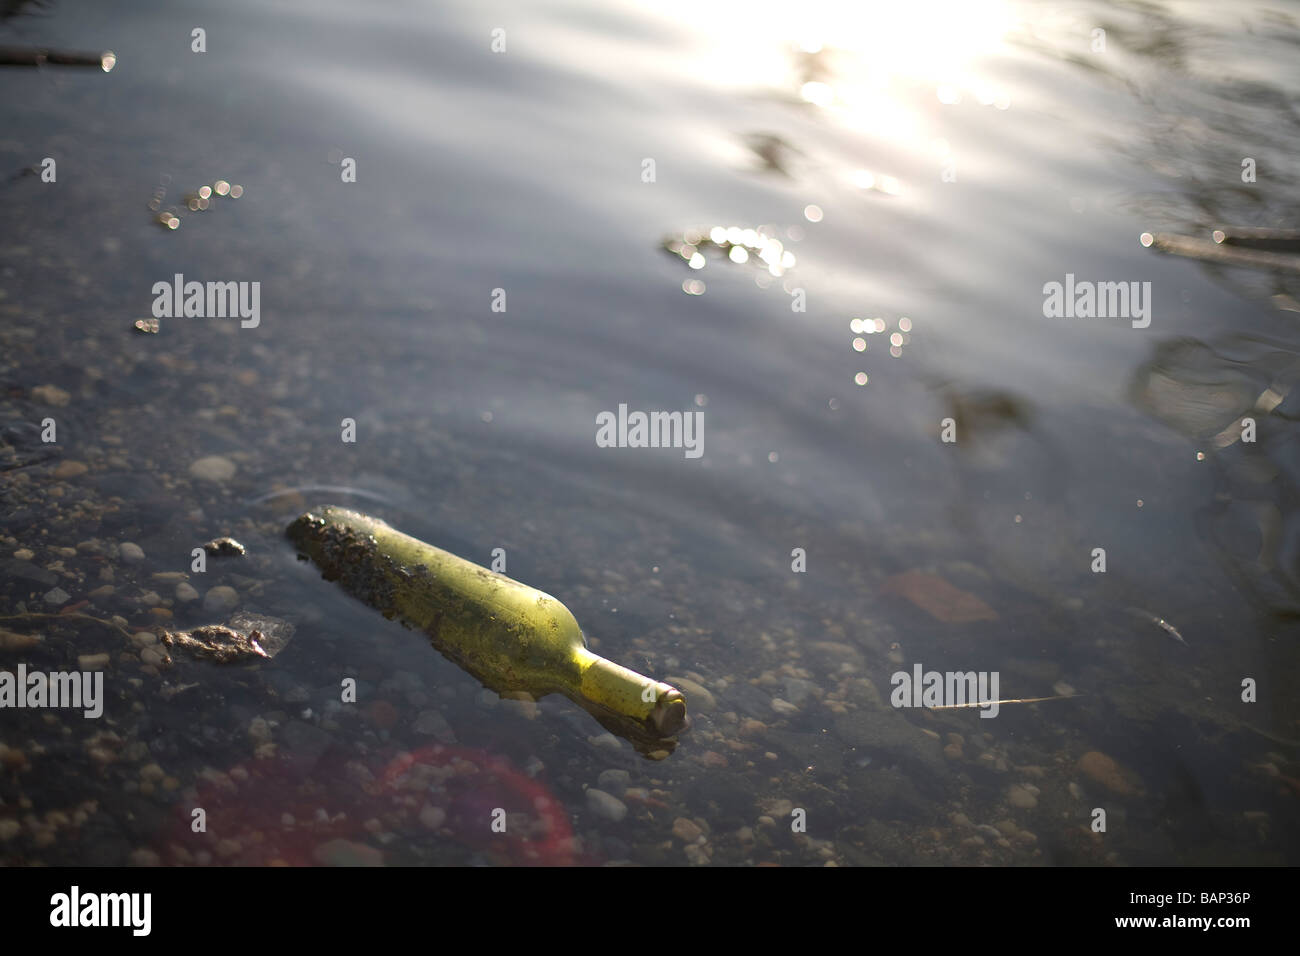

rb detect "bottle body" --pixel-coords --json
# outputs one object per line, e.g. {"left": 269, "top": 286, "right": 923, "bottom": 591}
{"left": 287, "top": 507, "right": 687, "bottom": 745}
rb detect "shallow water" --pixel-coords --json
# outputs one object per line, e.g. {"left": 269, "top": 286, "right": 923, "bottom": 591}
{"left": 2, "top": 0, "right": 1299, "bottom": 865}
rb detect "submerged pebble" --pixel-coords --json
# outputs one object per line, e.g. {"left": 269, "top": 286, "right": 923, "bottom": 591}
{"left": 586, "top": 788, "right": 628, "bottom": 822}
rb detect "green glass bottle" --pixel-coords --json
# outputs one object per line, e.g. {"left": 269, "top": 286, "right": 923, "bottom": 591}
{"left": 287, "top": 507, "right": 687, "bottom": 751}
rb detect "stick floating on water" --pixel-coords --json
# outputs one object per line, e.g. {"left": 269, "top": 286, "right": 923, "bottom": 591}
{"left": 0, "top": 46, "right": 115, "bottom": 71}
{"left": 1212, "top": 227, "right": 1300, "bottom": 251}
{"left": 1141, "top": 232, "right": 1300, "bottom": 273}
{"left": 927, "top": 693, "right": 1084, "bottom": 711}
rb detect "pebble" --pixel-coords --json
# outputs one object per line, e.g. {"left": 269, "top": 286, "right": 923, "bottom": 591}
{"left": 739, "top": 717, "right": 767, "bottom": 737}
{"left": 665, "top": 676, "right": 715, "bottom": 712}
{"left": 587, "top": 733, "right": 623, "bottom": 752}
{"left": 131, "top": 631, "right": 158, "bottom": 648}
{"left": 943, "top": 743, "right": 963, "bottom": 761}
{"left": 683, "top": 844, "right": 710, "bottom": 865}
{"left": 12, "top": 548, "right": 34, "bottom": 561}
{"left": 77, "top": 653, "right": 110, "bottom": 670}
{"left": 586, "top": 788, "right": 628, "bottom": 822}
{"left": 419, "top": 805, "right": 447, "bottom": 830}
{"left": 53, "top": 460, "right": 88, "bottom": 479}
{"left": 32, "top": 384, "right": 71, "bottom": 406}
{"left": 130, "top": 848, "right": 161, "bottom": 866}
{"left": 43, "top": 587, "right": 70, "bottom": 606}
{"left": 366, "top": 700, "right": 399, "bottom": 730}
{"left": 783, "top": 677, "right": 817, "bottom": 706}
{"left": 1007, "top": 784, "right": 1038, "bottom": 809}
{"left": 140, "top": 646, "right": 169, "bottom": 668}
{"left": 412, "top": 710, "right": 454, "bottom": 741}
{"left": 1077, "top": 751, "right": 1136, "bottom": 796}
{"left": 770, "top": 698, "right": 799, "bottom": 716}
{"left": 202, "top": 585, "right": 239, "bottom": 613}
{"left": 119, "top": 542, "right": 145, "bottom": 563}
{"left": 597, "top": 769, "right": 631, "bottom": 795}
{"left": 672, "top": 817, "right": 704, "bottom": 842}
{"left": 189, "top": 455, "right": 237, "bottom": 483}
{"left": 175, "top": 582, "right": 199, "bottom": 603}
{"left": 312, "top": 839, "right": 384, "bottom": 867}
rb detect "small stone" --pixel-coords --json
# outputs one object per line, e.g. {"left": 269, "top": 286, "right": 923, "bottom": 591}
{"left": 203, "top": 585, "right": 239, "bottom": 613}
{"left": 587, "top": 733, "right": 622, "bottom": 752}
{"left": 412, "top": 710, "right": 455, "bottom": 742}
{"left": 586, "top": 788, "right": 628, "bottom": 822}
{"left": 190, "top": 456, "right": 237, "bottom": 483}
{"left": 131, "top": 631, "right": 158, "bottom": 648}
{"left": 78, "top": 653, "right": 110, "bottom": 670}
{"left": 699, "top": 750, "right": 728, "bottom": 768}
{"left": 312, "top": 838, "right": 384, "bottom": 867}
{"left": 783, "top": 677, "right": 817, "bottom": 706}
{"left": 943, "top": 743, "right": 963, "bottom": 761}
{"left": 0, "top": 819, "right": 22, "bottom": 841}
{"left": 43, "top": 587, "right": 70, "bottom": 606}
{"left": 597, "top": 769, "right": 631, "bottom": 794}
{"left": 140, "top": 646, "right": 169, "bottom": 668}
{"left": 32, "top": 384, "right": 71, "bottom": 406}
{"left": 739, "top": 717, "right": 767, "bottom": 737}
{"left": 1007, "top": 784, "right": 1037, "bottom": 809}
{"left": 683, "top": 844, "right": 710, "bottom": 865}
{"left": 202, "top": 537, "right": 246, "bottom": 556}
{"left": 672, "top": 817, "right": 704, "bottom": 842}
{"left": 419, "top": 805, "right": 447, "bottom": 830}
{"left": 770, "top": 698, "right": 799, "bottom": 716}
{"left": 665, "top": 676, "right": 715, "bottom": 712}
{"left": 366, "top": 700, "right": 399, "bottom": 730}
{"left": 12, "top": 548, "right": 34, "bottom": 561}
{"left": 53, "top": 460, "right": 88, "bottom": 479}
{"left": 119, "top": 542, "right": 145, "bottom": 563}
{"left": 140, "top": 763, "right": 165, "bottom": 782}
{"left": 175, "top": 582, "right": 199, "bottom": 602}
{"left": 130, "top": 848, "right": 161, "bottom": 866}
{"left": 1077, "top": 751, "right": 1138, "bottom": 796}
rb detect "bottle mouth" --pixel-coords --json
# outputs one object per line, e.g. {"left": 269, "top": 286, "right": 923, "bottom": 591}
{"left": 649, "top": 690, "right": 688, "bottom": 736}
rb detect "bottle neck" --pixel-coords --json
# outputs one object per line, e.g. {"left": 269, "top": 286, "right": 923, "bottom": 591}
{"left": 571, "top": 647, "right": 687, "bottom": 736}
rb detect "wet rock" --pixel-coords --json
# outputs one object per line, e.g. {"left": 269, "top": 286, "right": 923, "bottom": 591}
{"left": 419, "top": 805, "right": 446, "bottom": 830}
{"left": 118, "top": 542, "right": 145, "bottom": 564}
{"left": 597, "top": 769, "right": 631, "bottom": 795}
{"left": 175, "top": 582, "right": 199, "bottom": 602}
{"left": 770, "top": 698, "right": 799, "bottom": 716}
{"left": 31, "top": 384, "right": 71, "bottom": 406}
{"left": 43, "top": 587, "right": 70, "bottom": 606}
{"left": 882, "top": 570, "right": 998, "bottom": 622}
{"left": 672, "top": 817, "right": 704, "bottom": 842}
{"left": 586, "top": 788, "right": 627, "bottom": 822}
{"left": 312, "top": 839, "right": 383, "bottom": 867}
{"left": 202, "top": 537, "right": 246, "bottom": 556}
{"left": 834, "top": 710, "right": 947, "bottom": 782}
{"left": 1007, "top": 784, "right": 1038, "bottom": 809}
{"left": 665, "top": 676, "right": 715, "bottom": 712}
{"left": 78, "top": 653, "right": 110, "bottom": 669}
{"left": 52, "top": 460, "right": 88, "bottom": 479}
{"left": 190, "top": 456, "right": 237, "bottom": 483}
{"left": 1077, "top": 751, "right": 1139, "bottom": 796}
{"left": 783, "top": 677, "right": 817, "bottom": 706}
{"left": 202, "top": 585, "right": 239, "bottom": 613}
{"left": 1, "top": 558, "right": 57, "bottom": 588}
{"left": 412, "top": 709, "right": 455, "bottom": 742}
